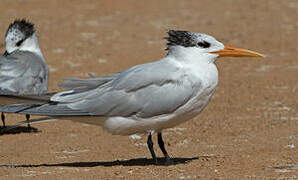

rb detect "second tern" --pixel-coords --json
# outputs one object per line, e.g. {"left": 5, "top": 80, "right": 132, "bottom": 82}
{"left": 0, "top": 19, "right": 49, "bottom": 129}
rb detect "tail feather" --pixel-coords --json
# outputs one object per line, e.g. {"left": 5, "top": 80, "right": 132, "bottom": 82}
{"left": 0, "top": 103, "right": 90, "bottom": 116}
{"left": 88, "top": 73, "right": 95, "bottom": 78}
{"left": 0, "top": 89, "right": 14, "bottom": 95}
{"left": 0, "top": 92, "right": 55, "bottom": 106}
{"left": 0, "top": 104, "right": 39, "bottom": 113}
{"left": 20, "top": 117, "right": 57, "bottom": 124}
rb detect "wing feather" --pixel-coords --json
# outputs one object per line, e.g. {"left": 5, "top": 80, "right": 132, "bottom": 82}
{"left": 0, "top": 51, "right": 49, "bottom": 94}
{"left": 51, "top": 59, "right": 202, "bottom": 118}
{"left": 1, "top": 59, "right": 202, "bottom": 118}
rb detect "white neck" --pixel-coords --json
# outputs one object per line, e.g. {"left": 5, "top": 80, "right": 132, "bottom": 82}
{"left": 19, "top": 34, "right": 44, "bottom": 58}
{"left": 166, "top": 46, "right": 218, "bottom": 64}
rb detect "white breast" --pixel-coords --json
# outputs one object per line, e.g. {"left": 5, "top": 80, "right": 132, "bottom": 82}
{"left": 186, "top": 62, "right": 219, "bottom": 114}
{"left": 162, "top": 61, "right": 219, "bottom": 128}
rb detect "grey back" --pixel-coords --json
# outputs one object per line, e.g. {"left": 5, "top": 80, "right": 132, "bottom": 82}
{"left": 0, "top": 50, "right": 49, "bottom": 95}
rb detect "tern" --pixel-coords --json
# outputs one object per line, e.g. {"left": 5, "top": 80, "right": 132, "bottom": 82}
{"left": 0, "top": 30, "right": 263, "bottom": 164}
{"left": 0, "top": 19, "right": 49, "bottom": 129}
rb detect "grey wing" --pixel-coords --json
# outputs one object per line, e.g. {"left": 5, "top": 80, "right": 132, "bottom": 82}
{"left": 0, "top": 103, "right": 90, "bottom": 116}
{"left": 49, "top": 60, "right": 202, "bottom": 118}
{"left": 59, "top": 72, "right": 120, "bottom": 90}
{"left": 0, "top": 88, "right": 14, "bottom": 95}
{"left": 0, "top": 51, "right": 49, "bottom": 94}
{"left": 0, "top": 92, "right": 55, "bottom": 106}
{"left": 10, "top": 80, "right": 196, "bottom": 117}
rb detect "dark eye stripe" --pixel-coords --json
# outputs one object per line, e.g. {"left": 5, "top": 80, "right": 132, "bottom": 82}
{"left": 16, "top": 39, "right": 24, "bottom": 47}
{"left": 197, "top": 41, "right": 211, "bottom": 48}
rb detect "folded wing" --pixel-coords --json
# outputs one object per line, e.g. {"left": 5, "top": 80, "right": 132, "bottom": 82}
{"left": 0, "top": 59, "right": 202, "bottom": 118}
{"left": 0, "top": 51, "right": 49, "bottom": 94}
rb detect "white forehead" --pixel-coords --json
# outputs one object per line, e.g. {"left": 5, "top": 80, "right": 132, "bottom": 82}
{"left": 193, "top": 33, "right": 220, "bottom": 44}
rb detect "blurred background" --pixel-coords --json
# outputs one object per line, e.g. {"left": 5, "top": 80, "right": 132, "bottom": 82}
{"left": 0, "top": 0, "right": 297, "bottom": 179}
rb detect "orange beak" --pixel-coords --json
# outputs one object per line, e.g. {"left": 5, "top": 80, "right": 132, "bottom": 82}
{"left": 211, "top": 46, "right": 265, "bottom": 58}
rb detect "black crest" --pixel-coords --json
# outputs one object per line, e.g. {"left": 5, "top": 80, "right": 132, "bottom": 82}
{"left": 165, "top": 30, "right": 197, "bottom": 49}
{"left": 6, "top": 19, "right": 35, "bottom": 38}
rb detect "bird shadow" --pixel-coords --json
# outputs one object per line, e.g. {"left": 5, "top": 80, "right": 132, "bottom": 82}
{"left": 0, "top": 125, "right": 40, "bottom": 135}
{"left": 0, "top": 157, "right": 198, "bottom": 168}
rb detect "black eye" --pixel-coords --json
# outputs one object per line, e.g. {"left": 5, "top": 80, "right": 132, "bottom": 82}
{"left": 16, "top": 39, "right": 24, "bottom": 47}
{"left": 197, "top": 41, "right": 211, "bottom": 48}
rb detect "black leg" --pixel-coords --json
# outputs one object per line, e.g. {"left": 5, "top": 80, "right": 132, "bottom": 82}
{"left": 157, "top": 132, "right": 171, "bottom": 164}
{"left": 1, "top": 112, "right": 6, "bottom": 128}
{"left": 147, "top": 133, "right": 157, "bottom": 164}
{"left": 26, "top": 114, "right": 31, "bottom": 129}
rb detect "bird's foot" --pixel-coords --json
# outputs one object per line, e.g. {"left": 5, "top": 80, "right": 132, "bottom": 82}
{"left": 0, "top": 126, "right": 6, "bottom": 134}
{"left": 152, "top": 157, "right": 173, "bottom": 165}
{"left": 164, "top": 156, "right": 173, "bottom": 165}
{"left": 153, "top": 158, "right": 158, "bottom": 165}
{"left": 159, "top": 156, "right": 173, "bottom": 165}
{"left": 27, "top": 124, "right": 32, "bottom": 132}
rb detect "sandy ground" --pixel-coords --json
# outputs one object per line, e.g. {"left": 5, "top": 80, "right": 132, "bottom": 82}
{"left": 0, "top": 0, "right": 297, "bottom": 179}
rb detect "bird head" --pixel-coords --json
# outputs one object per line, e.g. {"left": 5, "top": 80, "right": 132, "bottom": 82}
{"left": 165, "top": 30, "right": 264, "bottom": 62}
{"left": 4, "top": 19, "right": 40, "bottom": 55}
